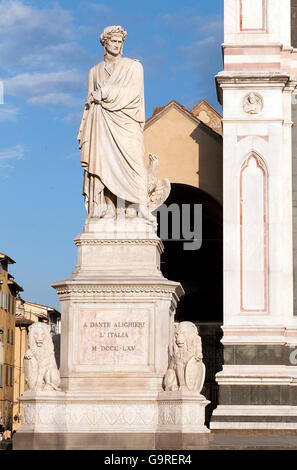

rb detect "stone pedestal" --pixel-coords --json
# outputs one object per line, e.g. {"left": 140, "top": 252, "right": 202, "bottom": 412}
{"left": 14, "top": 390, "right": 210, "bottom": 449}
{"left": 14, "top": 217, "right": 209, "bottom": 449}
{"left": 15, "top": 390, "right": 209, "bottom": 435}
{"left": 157, "top": 391, "right": 210, "bottom": 434}
{"left": 52, "top": 218, "right": 182, "bottom": 396}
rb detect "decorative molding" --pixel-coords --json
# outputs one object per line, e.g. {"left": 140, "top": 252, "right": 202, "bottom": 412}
{"left": 21, "top": 402, "right": 157, "bottom": 429}
{"left": 240, "top": 0, "right": 266, "bottom": 32}
{"left": 19, "top": 397, "right": 209, "bottom": 432}
{"left": 74, "top": 238, "right": 163, "bottom": 247}
{"left": 54, "top": 285, "right": 181, "bottom": 308}
{"left": 240, "top": 153, "right": 268, "bottom": 313}
{"left": 216, "top": 72, "right": 290, "bottom": 86}
{"left": 55, "top": 285, "right": 178, "bottom": 295}
{"left": 191, "top": 100, "right": 222, "bottom": 135}
{"left": 158, "top": 402, "right": 205, "bottom": 426}
{"left": 242, "top": 93, "right": 264, "bottom": 115}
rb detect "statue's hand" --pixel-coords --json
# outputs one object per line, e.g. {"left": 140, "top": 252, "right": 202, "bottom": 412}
{"left": 91, "top": 90, "right": 102, "bottom": 104}
{"left": 24, "top": 351, "right": 32, "bottom": 360}
{"left": 195, "top": 354, "right": 203, "bottom": 361}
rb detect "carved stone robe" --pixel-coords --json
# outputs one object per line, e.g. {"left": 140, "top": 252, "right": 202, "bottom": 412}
{"left": 78, "top": 57, "right": 147, "bottom": 213}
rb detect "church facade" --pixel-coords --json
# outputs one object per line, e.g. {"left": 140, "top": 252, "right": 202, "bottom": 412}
{"left": 210, "top": 0, "right": 297, "bottom": 430}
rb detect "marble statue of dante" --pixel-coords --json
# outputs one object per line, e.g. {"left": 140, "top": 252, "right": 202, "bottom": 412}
{"left": 78, "top": 25, "right": 149, "bottom": 219}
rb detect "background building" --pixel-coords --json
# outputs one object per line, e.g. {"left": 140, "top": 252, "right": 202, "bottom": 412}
{"left": 0, "top": 250, "right": 61, "bottom": 432}
{"left": 0, "top": 253, "right": 23, "bottom": 432}
{"left": 144, "top": 99, "right": 222, "bottom": 205}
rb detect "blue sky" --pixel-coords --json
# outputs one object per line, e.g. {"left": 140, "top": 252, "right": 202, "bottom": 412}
{"left": 0, "top": 0, "right": 223, "bottom": 309}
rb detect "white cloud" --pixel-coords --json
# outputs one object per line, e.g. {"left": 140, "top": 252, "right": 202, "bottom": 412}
{"left": 19, "top": 43, "right": 96, "bottom": 70}
{"left": 158, "top": 8, "right": 223, "bottom": 107}
{"left": 0, "top": 0, "right": 75, "bottom": 72}
{"left": 64, "top": 150, "right": 81, "bottom": 159}
{"left": 3, "top": 70, "right": 84, "bottom": 100}
{"left": 199, "top": 18, "right": 223, "bottom": 36}
{"left": 167, "top": 10, "right": 223, "bottom": 76}
{"left": 0, "top": 144, "right": 24, "bottom": 168}
{"left": 64, "top": 111, "right": 83, "bottom": 124}
{"left": 0, "top": 104, "right": 19, "bottom": 122}
{"left": 77, "top": 25, "right": 98, "bottom": 36}
{"left": 178, "top": 33, "right": 223, "bottom": 82}
{"left": 159, "top": 8, "right": 223, "bottom": 57}
{"left": 0, "top": 0, "right": 73, "bottom": 44}
{"left": 180, "top": 35, "right": 220, "bottom": 61}
{"left": 0, "top": 1, "right": 95, "bottom": 111}
{"left": 161, "top": 9, "right": 206, "bottom": 33}
{"left": 178, "top": 32, "right": 222, "bottom": 105}
{"left": 89, "top": 3, "right": 110, "bottom": 13}
{"left": 28, "top": 92, "right": 81, "bottom": 108}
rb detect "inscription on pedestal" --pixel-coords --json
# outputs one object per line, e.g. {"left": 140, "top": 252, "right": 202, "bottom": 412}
{"left": 79, "top": 309, "right": 150, "bottom": 365}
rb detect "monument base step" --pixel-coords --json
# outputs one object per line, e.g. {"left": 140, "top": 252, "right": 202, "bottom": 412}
{"left": 12, "top": 432, "right": 211, "bottom": 450}
{"left": 210, "top": 405, "right": 297, "bottom": 431}
{"left": 13, "top": 431, "right": 297, "bottom": 450}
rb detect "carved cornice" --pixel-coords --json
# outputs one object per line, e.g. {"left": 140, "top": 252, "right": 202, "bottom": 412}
{"left": 74, "top": 238, "right": 163, "bottom": 249}
{"left": 216, "top": 71, "right": 290, "bottom": 85}
{"left": 215, "top": 71, "right": 291, "bottom": 105}
{"left": 55, "top": 285, "right": 179, "bottom": 296}
{"left": 52, "top": 283, "right": 183, "bottom": 308}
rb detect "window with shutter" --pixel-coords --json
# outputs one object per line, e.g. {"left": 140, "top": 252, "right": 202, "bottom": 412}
{"left": 10, "top": 366, "right": 13, "bottom": 387}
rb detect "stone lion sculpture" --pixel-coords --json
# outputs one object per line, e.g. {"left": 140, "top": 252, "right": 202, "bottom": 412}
{"left": 163, "top": 321, "right": 205, "bottom": 393}
{"left": 24, "top": 322, "right": 60, "bottom": 392}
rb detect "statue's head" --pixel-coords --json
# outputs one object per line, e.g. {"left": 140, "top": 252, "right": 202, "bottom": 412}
{"left": 28, "top": 322, "right": 51, "bottom": 349}
{"left": 100, "top": 25, "right": 127, "bottom": 56}
{"left": 174, "top": 321, "right": 200, "bottom": 354}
